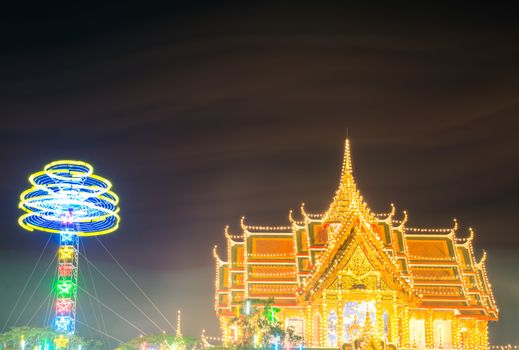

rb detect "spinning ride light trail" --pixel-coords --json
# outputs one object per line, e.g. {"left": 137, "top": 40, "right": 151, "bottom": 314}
{"left": 18, "top": 160, "right": 120, "bottom": 337}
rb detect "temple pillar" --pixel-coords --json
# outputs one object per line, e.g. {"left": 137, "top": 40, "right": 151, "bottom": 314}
{"left": 468, "top": 320, "right": 476, "bottom": 350}
{"left": 401, "top": 305, "right": 410, "bottom": 348}
{"left": 473, "top": 320, "right": 480, "bottom": 350}
{"left": 321, "top": 295, "right": 327, "bottom": 347}
{"left": 476, "top": 320, "right": 488, "bottom": 350}
{"left": 222, "top": 317, "right": 231, "bottom": 346}
{"left": 463, "top": 319, "right": 471, "bottom": 350}
{"left": 375, "top": 299, "right": 383, "bottom": 340}
{"left": 337, "top": 299, "right": 344, "bottom": 345}
{"left": 389, "top": 300, "right": 399, "bottom": 345}
{"left": 482, "top": 321, "right": 489, "bottom": 350}
{"left": 425, "top": 310, "right": 433, "bottom": 349}
{"left": 452, "top": 316, "right": 460, "bottom": 349}
{"left": 312, "top": 304, "right": 321, "bottom": 347}
{"left": 315, "top": 305, "right": 320, "bottom": 347}
{"left": 305, "top": 304, "right": 311, "bottom": 346}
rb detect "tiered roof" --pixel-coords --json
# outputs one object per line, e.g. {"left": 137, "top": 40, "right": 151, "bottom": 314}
{"left": 214, "top": 140, "right": 497, "bottom": 320}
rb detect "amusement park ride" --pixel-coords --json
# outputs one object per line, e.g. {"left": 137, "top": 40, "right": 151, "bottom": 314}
{"left": 18, "top": 160, "right": 120, "bottom": 346}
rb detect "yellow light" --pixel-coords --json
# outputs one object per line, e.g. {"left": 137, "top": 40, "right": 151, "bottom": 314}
{"left": 53, "top": 336, "right": 69, "bottom": 349}
{"left": 58, "top": 246, "right": 75, "bottom": 260}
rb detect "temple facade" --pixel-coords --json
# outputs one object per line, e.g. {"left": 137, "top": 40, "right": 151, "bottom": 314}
{"left": 213, "top": 140, "right": 498, "bottom": 349}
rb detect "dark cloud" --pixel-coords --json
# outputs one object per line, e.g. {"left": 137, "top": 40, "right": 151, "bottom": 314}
{"left": 1, "top": 2, "right": 518, "bottom": 345}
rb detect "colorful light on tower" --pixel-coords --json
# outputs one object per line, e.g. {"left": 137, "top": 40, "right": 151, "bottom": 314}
{"left": 18, "top": 160, "right": 120, "bottom": 336}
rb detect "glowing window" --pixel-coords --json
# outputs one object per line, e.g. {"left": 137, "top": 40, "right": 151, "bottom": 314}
{"left": 409, "top": 318, "right": 425, "bottom": 349}
{"left": 433, "top": 319, "right": 452, "bottom": 348}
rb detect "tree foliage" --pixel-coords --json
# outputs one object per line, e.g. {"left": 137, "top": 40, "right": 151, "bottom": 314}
{"left": 0, "top": 327, "right": 103, "bottom": 350}
{"left": 115, "top": 334, "right": 197, "bottom": 350}
{"left": 229, "top": 298, "right": 302, "bottom": 349}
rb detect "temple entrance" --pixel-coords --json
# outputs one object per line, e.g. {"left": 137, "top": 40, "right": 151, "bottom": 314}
{"left": 343, "top": 301, "right": 377, "bottom": 342}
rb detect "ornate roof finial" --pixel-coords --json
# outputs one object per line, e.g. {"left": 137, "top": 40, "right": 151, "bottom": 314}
{"left": 468, "top": 227, "right": 475, "bottom": 242}
{"left": 451, "top": 218, "right": 458, "bottom": 237}
{"left": 478, "top": 250, "right": 487, "bottom": 266}
{"left": 300, "top": 202, "right": 309, "bottom": 219}
{"left": 288, "top": 209, "right": 294, "bottom": 223}
{"left": 224, "top": 225, "right": 235, "bottom": 241}
{"left": 401, "top": 210, "right": 408, "bottom": 225}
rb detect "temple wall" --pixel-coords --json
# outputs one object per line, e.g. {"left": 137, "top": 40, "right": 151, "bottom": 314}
{"left": 288, "top": 300, "right": 491, "bottom": 349}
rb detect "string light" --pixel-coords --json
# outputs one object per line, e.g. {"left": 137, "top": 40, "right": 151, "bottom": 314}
{"left": 405, "top": 227, "right": 452, "bottom": 233}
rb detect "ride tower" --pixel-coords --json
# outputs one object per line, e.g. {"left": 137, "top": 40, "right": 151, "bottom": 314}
{"left": 18, "top": 160, "right": 120, "bottom": 336}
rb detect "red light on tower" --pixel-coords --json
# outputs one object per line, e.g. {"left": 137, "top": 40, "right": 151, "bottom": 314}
{"left": 56, "top": 299, "right": 74, "bottom": 314}
{"left": 58, "top": 263, "right": 74, "bottom": 277}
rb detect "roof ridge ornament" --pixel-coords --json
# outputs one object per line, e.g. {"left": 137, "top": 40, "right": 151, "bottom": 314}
{"left": 288, "top": 209, "right": 294, "bottom": 223}
{"left": 213, "top": 245, "right": 220, "bottom": 260}
{"left": 449, "top": 218, "right": 458, "bottom": 237}
{"left": 477, "top": 250, "right": 487, "bottom": 267}
{"left": 300, "top": 202, "right": 309, "bottom": 221}
{"left": 240, "top": 216, "right": 246, "bottom": 230}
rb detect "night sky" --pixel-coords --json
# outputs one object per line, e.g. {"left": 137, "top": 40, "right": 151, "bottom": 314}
{"left": 1, "top": 2, "right": 518, "bottom": 346}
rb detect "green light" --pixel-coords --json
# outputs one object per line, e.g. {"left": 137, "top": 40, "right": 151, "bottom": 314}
{"left": 56, "top": 279, "right": 76, "bottom": 297}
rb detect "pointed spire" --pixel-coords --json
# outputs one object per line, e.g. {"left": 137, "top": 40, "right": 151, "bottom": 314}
{"left": 176, "top": 309, "right": 182, "bottom": 337}
{"left": 339, "top": 138, "right": 357, "bottom": 193}
{"left": 324, "top": 138, "right": 372, "bottom": 222}
{"left": 341, "top": 138, "right": 353, "bottom": 181}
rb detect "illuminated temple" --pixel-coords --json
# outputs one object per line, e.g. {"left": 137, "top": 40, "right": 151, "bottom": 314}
{"left": 213, "top": 140, "right": 498, "bottom": 349}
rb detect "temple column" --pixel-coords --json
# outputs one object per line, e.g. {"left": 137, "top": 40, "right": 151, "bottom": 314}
{"left": 312, "top": 304, "right": 321, "bottom": 347}
{"left": 469, "top": 320, "right": 476, "bottom": 349}
{"left": 337, "top": 299, "right": 344, "bottom": 345}
{"left": 474, "top": 320, "right": 480, "bottom": 350}
{"left": 459, "top": 319, "right": 471, "bottom": 349}
{"left": 321, "top": 294, "right": 327, "bottom": 347}
{"left": 389, "top": 295, "right": 398, "bottom": 345}
{"left": 477, "top": 320, "right": 483, "bottom": 349}
{"left": 310, "top": 302, "right": 318, "bottom": 346}
{"left": 476, "top": 320, "right": 488, "bottom": 350}
{"left": 425, "top": 310, "right": 433, "bottom": 349}
{"left": 402, "top": 305, "right": 410, "bottom": 348}
{"left": 375, "top": 298, "right": 383, "bottom": 340}
{"left": 305, "top": 304, "right": 311, "bottom": 346}
{"left": 452, "top": 316, "right": 460, "bottom": 349}
{"left": 223, "top": 317, "right": 231, "bottom": 346}
{"left": 482, "top": 321, "right": 489, "bottom": 350}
